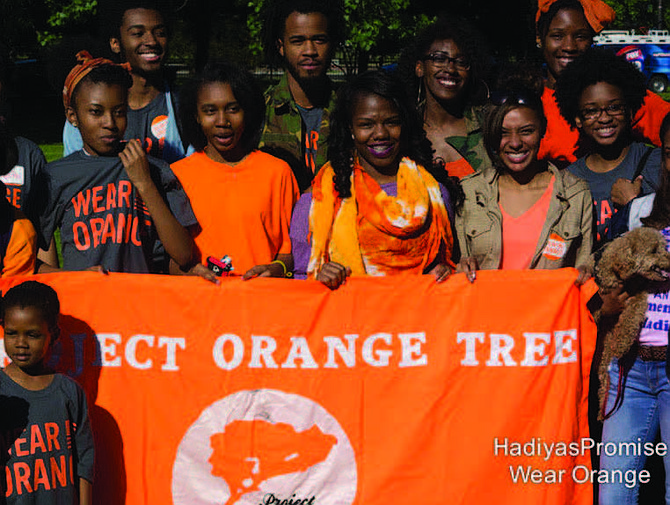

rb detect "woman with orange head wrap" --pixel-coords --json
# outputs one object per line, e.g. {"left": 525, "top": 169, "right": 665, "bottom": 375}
{"left": 535, "top": 0, "right": 670, "bottom": 168}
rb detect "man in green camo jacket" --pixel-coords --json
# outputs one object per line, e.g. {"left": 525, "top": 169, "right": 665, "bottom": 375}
{"left": 259, "top": 0, "right": 345, "bottom": 192}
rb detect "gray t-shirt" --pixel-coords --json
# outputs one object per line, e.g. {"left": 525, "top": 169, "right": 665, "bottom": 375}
{"left": 0, "top": 137, "right": 47, "bottom": 227}
{"left": 0, "top": 372, "right": 94, "bottom": 504}
{"left": 125, "top": 93, "right": 171, "bottom": 161}
{"left": 567, "top": 142, "right": 661, "bottom": 245}
{"left": 37, "top": 150, "right": 197, "bottom": 273}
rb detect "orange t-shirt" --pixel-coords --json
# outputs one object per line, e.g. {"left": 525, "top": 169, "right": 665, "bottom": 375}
{"left": 171, "top": 150, "right": 299, "bottom": 275}
{"left": 500, "top": 177, "right": 554, "bottom": 270}
{"left": 539, "top": 87, "right": 670, "bottom": 168}
{"left": 2, "top": 208, "right": 36, "bottom": 277}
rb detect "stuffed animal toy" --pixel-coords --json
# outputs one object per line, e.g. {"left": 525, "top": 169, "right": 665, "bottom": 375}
{"left": 595, "top": 226, "right": 670, "bottom": 420}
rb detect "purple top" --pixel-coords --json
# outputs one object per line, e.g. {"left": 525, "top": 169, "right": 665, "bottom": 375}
{"left": 290, "top": 182, "right": 454, "bottom": 279}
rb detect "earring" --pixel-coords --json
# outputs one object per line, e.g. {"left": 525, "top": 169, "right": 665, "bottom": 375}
{"left": 417, "top": 79, "right": 425, "bottom": 105}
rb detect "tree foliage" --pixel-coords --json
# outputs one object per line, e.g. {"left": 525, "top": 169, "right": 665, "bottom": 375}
{"left": 604, "top": 0, "right": 669, "bottom": 32}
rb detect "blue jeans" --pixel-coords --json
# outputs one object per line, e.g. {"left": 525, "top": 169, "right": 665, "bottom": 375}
{"left": 599, "top": 357, "right": 670, "bottom": 504}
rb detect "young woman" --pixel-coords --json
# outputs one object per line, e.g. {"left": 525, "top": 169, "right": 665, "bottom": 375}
{"left": 456, "top": 72, "right": 593, "bottom": 281}
{"left": 555, "top": 47, "right": 662, "bottom": 247}
{"left": 290, "top": 69, "right": 454, "bottom": 288}
{"left": 38, "top": 52, "right": 196, "bottom": 273}
{"left": 596, "top": 113, "right": 670, "bottom": 504}
{"left": 399, "top": 17, "right": 490, "bottom": 178}
{"left": 171, "top": 63, "right": 299, "bottom": 281}
{"left": 535, "top": 0, "right": 670, "bottom": 167}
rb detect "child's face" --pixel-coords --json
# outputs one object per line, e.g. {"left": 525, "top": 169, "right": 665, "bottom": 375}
{"left": 67, "top": 81, "right": 128, "bottom": 156}
{"left": 196, "top": 82, "right": 246, "bottom": 161}
{"left": 575, "top": 81, "right": 629, "bottom": 148}
{"left": 3, "top": 306, "right": 54, "bottom": 372}
{"left": 112, "top": 8, "right": 167, "bottom": 75}
{"left": 351, "top": 93, "right": 403, "bottom": 176}
{"left": 663, "top": 128, "right": 670, "bottom": 173}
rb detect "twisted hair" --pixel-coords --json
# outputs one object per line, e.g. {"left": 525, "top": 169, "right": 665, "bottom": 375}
{"left": 261, "top": 0, "right": 345, "bottom": 68}
{"left": 1, "top": 281, "right": 61, "bottom": 339}
{"left": 328, "top": 69, "right": 433, "bottom": 198}
{"left": 179, "top": 62, "right": 264, "bottom": 154}
{"left": 554, "top": 46, "right": 647, "bottom": 128}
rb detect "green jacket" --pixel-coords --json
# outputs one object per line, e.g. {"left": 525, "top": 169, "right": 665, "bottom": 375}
{"left": 260, "top": 74, "right": 337, "bottom": 191}
{"left": 443, "top": 105, "right": 490, "bottom": 172}
{"left": 455, "top": 163, "right": 594, "bottom": 270}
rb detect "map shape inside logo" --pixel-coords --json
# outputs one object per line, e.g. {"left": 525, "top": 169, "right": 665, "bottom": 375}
{"left": 172, "top": 389, "right": 358, "bottom": 505}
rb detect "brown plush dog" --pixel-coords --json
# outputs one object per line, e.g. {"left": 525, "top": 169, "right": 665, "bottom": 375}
{"left": 595, "top": 227, "right": 670, "bottom": 420}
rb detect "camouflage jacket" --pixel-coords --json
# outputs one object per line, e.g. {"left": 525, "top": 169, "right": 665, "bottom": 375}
{"left": 443, "top": 104, "right": 490, "bottom": 172}
{"left": 260, "top": 73, "right": 337, "bottom": 191}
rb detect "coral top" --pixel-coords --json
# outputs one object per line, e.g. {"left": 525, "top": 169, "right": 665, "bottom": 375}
{"left": 500, "top": 177, "right": 554, "bottom": 270}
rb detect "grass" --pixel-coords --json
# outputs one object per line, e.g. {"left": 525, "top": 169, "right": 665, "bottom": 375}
{"left": 40, "top": 143, "right": 63, "bottom": 163}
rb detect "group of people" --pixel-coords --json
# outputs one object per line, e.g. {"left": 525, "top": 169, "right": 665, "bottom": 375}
{"left": 2, "top": 0, "right": 670, "bottom": 503}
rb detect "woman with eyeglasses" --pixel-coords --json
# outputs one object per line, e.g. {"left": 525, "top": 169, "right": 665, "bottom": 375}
{"left": 555, "top": 47, "right": 662, "bottom": 249}
{"left": 535, "top": 0, "right": 670, "bottom": 168}
{"left": 455, "top": 68, "right": 593, "bottom": 282}
{"left": 398, "top": 17, "right": 491, "bottom": 179}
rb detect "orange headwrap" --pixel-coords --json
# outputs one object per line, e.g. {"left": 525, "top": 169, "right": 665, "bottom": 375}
{"left": 62, "top": 50, "right": 131, "bottom": 109}
{"left": 536, "top": 0, "right": 616, "bottom": 34}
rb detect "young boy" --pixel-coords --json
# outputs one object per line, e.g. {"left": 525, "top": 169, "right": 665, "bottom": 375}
{"left": 555, "top": 47, "right": 662, "bottom": 248}
{"left": 63, "top": 0, "right": 188, "bottom": 164}
{"left": 38, "top": 52, "right": 196, "bottom": 273}
{"left": 1, "top": 281, "right": 94, "bottom": 504}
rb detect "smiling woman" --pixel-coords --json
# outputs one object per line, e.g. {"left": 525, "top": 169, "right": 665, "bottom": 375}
{"left": 289, "top": 70, "right": 455, "bottom": 289}
{"left": 455, "top": 69, "right": 593, "bottom": 280}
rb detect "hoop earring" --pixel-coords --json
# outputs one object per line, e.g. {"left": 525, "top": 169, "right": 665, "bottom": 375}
{"left": 417, "top": 79, "right": 425, "bottom": 106}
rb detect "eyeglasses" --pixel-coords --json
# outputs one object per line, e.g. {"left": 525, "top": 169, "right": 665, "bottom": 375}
{"left": 579, "top": 103, "right": 627, "bottom": 121}
{"left": 422, "top": 52, "right": 471, "bottom": 71}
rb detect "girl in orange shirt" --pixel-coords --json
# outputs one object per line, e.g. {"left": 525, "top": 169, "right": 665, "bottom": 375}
{"left": 172, "top": 63, "right": 299, "bottom": 281}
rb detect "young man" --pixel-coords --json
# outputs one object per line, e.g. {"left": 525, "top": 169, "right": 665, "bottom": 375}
{"left": 259, "top": 0, "right": 345, "bottom": 192}
{"left": 63, "top": 0, "right": 187, "bottom": 164}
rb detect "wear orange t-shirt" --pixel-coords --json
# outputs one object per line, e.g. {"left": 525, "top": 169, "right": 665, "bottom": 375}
{"left": 171, "top": 150, "right": 299, "bottom": 275}
{"left": 2, "top": 208, "right": 36, "bottom": 277}
{"left": 539, "top": 87, "right": 670, "bottom": 168}
{"left": 500, "top": 177, "right": 554, "bottom": 270}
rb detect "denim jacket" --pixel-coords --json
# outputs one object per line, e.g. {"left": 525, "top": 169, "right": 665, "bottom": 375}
{"left": 455, "top": 163, "right": 594, "bottom": 270}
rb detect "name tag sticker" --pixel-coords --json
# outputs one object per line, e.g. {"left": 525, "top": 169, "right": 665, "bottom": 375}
{"left": 542, "top": 233, "right": 567, "bottom": 261}
{"left": 0, "top": 165, "right": 25, "bottom": 185}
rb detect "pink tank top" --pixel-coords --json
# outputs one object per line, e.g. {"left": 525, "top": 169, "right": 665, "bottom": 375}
{"left": 500, "top": 177, "right": 554, "bottom": 270}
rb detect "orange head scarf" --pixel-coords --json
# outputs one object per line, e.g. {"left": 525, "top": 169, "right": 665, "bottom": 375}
{"left": 62, "top": 50, "right": 131, "bottom": 109}
{"left": 536, "top": 0, "right": 615, "bottom": 34}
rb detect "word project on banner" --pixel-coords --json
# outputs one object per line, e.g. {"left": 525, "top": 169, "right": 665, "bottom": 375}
{"left": 0, "top": 270, "right": 597, "bottom": 505}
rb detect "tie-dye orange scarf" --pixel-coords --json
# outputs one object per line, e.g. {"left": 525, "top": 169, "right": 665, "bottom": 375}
{"left": 307, "top": 157, "right": 454, "bottom": 278}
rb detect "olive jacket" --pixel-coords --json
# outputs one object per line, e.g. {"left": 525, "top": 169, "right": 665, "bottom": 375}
{"left": 455, "top": 163, "right": 594, "bottom": 270}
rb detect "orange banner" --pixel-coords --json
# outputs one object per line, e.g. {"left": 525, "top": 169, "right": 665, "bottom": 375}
{"left": 0, "top": 270, "right": 597, "bottom": 505}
